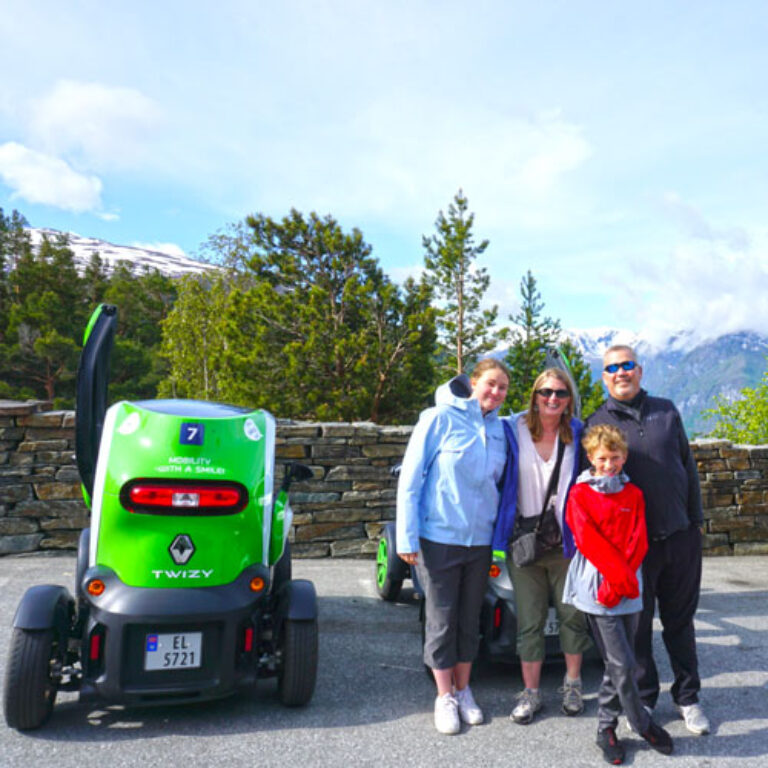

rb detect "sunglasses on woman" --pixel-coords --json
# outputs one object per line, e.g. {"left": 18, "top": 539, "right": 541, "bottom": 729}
{"left": 603, "top": 360, "right": 638, "bottom": 374}
{"left": 536, "top": 388, "right": 570, "bottom": 399}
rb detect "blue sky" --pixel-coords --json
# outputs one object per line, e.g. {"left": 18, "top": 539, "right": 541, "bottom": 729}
{"left": 1, "top": 1, "right": 767, "bottom": 345}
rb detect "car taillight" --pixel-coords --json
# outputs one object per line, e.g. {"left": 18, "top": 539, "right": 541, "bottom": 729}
{"left": 120, "top": 480, "right": 248, "bottom": 515}
{"left": 90, "top": 632, "right": 102, "bottom": 660}
{"left": 88, "top": 625, "right": 106, "bottom": 676}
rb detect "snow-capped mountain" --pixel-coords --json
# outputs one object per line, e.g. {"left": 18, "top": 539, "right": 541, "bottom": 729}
{"left": 24, "top": 228, "right": 768, "bottom": 436}
{"left": 565, "top": 328, "right": 768, "bottom": 436}
{"left": 28, "top": 228, "right": 216, "bottom": 278}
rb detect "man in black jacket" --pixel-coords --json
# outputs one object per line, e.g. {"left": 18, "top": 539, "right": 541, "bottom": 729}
{"left": 585, "top": 344, "right": 710, "bottom": 735}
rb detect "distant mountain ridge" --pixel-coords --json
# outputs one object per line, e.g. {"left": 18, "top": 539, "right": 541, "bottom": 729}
{"left": 27, "top": 228, "right": 215, "bottom": 278}
{"left": 565, "top": 328, "right": 768, "bottom": 436}
{"left": 26, "top": 228, "right": 767, "bottom": 436}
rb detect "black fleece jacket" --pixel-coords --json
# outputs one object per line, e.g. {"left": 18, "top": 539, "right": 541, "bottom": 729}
{"left": 584, "top": 390, "right": 703, "bottom": 539}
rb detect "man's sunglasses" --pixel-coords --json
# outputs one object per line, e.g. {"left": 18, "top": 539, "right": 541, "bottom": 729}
{"left": 536, "top": 388, "right": 570, "bottom": 399}
{"left": 603, "top": 360, "right": 638, "bottom": 374}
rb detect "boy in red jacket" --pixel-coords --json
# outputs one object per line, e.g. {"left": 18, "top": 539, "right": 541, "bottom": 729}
{"left": 563, "top": 425, "right": 673, "bottom": 764}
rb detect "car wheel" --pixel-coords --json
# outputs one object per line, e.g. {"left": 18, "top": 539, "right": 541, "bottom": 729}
{"left": 277, "top": 618, "right": 318, "bottom": 707}
{"left": 3, "top": 628, "right": 60, "bottom": 730}
{"left": 375, "top": 525, "right": 405, "bottom": 601}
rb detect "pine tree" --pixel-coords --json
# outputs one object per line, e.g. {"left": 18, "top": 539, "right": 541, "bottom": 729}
{"left": 159, "top": 273, "right": 228, "bottom": 400}
{"left": 4, "top": 232, "right": 87, "bottom": 402}
{"left": 103, "top": 262, "right": 177, "bottom": 401}
{"left": 171, "top": 210, "right": 438, "bottom": 422}
{"left": 504, "top": 271, "right": 562, "bottom": 412}
{"left": 422, "top": 190, "right": 501, "bottom": 377}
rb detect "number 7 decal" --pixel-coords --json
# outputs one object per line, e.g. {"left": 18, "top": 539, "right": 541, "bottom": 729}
{"left": 180, "top": 422, "right": 204, "bottom": 445}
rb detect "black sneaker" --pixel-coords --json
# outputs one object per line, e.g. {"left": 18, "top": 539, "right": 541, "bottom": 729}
{"left": 596, "top": 727, "right": 625, "bottom": 765}
{"left": 641, "top": 720, "right": 674, "bottom": 755}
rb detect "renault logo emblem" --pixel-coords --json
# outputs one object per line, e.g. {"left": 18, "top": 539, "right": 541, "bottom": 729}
{"left": 169, "top": 534, "right": 195, "bottom": 565}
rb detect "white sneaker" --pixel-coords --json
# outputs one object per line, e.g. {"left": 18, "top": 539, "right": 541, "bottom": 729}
{"left": 678, "top": 703, "right": 710, "bottom": 735}
{"left": 434, "top": 692, "right": 460, "bottom": 734}
{"left": 455, "top": 685, "right": 484, "bottom": 725}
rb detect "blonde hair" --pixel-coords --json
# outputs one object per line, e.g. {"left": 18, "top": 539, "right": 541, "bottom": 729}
{"left": 582, "top": 424, "right": 628, "bottom": 456}
{"left": 525, "top": 368, "right": 574, "bottom": 444}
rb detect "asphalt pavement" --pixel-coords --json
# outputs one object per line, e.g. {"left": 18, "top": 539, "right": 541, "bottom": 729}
{"left": 1, "top": 553, "right": 767, "bottom": 768}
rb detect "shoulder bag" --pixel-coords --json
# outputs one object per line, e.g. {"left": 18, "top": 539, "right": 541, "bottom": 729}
{"left": 510, "top": 438, "right": 566, "bottom": 567}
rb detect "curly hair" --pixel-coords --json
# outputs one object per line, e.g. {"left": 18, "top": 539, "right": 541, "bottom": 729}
{"left": 581, "top": 424, "right": 628, "bottom": 456}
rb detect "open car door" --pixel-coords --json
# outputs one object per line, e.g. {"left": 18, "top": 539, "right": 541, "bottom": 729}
{"left": 74, "top": 303, "right": 117, "bottom": 504}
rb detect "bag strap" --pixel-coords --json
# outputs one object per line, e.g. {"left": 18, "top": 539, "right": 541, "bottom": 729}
{"left": 534, "top": 437, "right": 567, "bottom": 531}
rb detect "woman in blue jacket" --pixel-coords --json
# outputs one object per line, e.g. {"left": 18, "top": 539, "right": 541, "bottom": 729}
{"left": 397, "top": 358, "right": 509, "bottom": 735}
{"left": 492, "top": 368, "right": 592, "bottom": 725}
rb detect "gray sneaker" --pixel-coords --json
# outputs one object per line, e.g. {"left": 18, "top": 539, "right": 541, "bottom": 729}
{"left": 560, "top": 675, "right": 584, "bottom": 716}
{"left": 511, "top": 688, "right": 542, "bottom": 724}
{"left": 678, "top": 703, "right": 710, "bottom": 735}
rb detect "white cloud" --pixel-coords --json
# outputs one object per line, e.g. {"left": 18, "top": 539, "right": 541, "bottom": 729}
{"left": 28, "top": 80, "right": 162, "bottom": 171}
{"left": 248, "top": 100, "right": 593, "bottom": 234}
{"left": 0, "top": 142, "right": 102, "bottom": 212}
{"left": 623, "top": 224, "right": 768, "bottom": 344}
{"left": 661, "top": 192, "right": 750, "bottom": 251}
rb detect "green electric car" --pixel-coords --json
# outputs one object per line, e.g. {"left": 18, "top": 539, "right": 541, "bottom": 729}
{"left": 3, "top": 304, "right": 318, "bottom": 730}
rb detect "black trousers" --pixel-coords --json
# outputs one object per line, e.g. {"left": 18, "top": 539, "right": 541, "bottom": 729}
{"left": 636, "top": 525, "right": 702, "bottom": 707}
{"left": 416, "top": 538, "right": 492, "bottom": 670}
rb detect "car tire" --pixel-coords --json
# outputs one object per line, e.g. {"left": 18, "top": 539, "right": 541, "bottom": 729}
{"left": 277, "top": 618, "right": 318, "bottom": 707}
{"left": 375, "top": 524, "right": 406, "bottom": 602}
{"left": 3, "top": 628, "right": 60, "bottom": 730}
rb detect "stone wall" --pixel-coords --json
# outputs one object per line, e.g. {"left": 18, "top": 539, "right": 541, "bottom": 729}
{"left": 2, "top": 400, "right": 767, "bottom": 557}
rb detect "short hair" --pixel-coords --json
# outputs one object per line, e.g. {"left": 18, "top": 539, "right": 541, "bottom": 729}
{"left": 582, "top": 424, "right": 628, "bottom": 456}
{"left": 470, "top": 357, "right": 510, "bottom": 384}
{"left": 602, "top": 344, "right": 637, "bottom": 364}
{"left": 525, "top": 368, "right": 575, "bottom": 444}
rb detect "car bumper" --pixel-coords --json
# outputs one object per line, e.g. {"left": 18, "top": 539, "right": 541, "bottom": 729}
{"left": 79, "top": 564, "right": 271, "bottom": 705}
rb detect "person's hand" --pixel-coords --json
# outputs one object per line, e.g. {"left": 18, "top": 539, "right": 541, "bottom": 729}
{"left": 597, "top": 581, "right": 621, "bottom": 608}
{"left": 399, "top": 552, "right": 418, "bottom": 566}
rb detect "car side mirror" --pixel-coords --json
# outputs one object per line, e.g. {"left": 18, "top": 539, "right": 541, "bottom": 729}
{"left": 281, "top": 462, "right": 313, "bottom": 490}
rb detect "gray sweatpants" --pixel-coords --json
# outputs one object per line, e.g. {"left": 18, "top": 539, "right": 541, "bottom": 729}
{"left": 415, "top": 538, "right": 491, "bottom": 670}
{"left": 587, "top": 612, "right": 653, "bottom": 734}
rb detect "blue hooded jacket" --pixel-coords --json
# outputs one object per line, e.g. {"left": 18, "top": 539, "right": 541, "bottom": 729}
{"left": 396, "top": 374, "right": 507, "bottom": 553}
{"left": 491, "top": 413, "right": 583, "bottom": 559}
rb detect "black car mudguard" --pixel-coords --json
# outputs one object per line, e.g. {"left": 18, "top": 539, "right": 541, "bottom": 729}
{"left": 13, "top": 585, "right": 74, "bottom": 634}
{"left": 275, "top": 579, "right": 317, "bottom": 624}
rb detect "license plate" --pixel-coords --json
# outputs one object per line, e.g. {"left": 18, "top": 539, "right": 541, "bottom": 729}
{"left": 544, "top": 609, "right": 560, "bottom": 637}
{"left": 144, "top": 632, "right": 202, "bottom": 670}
